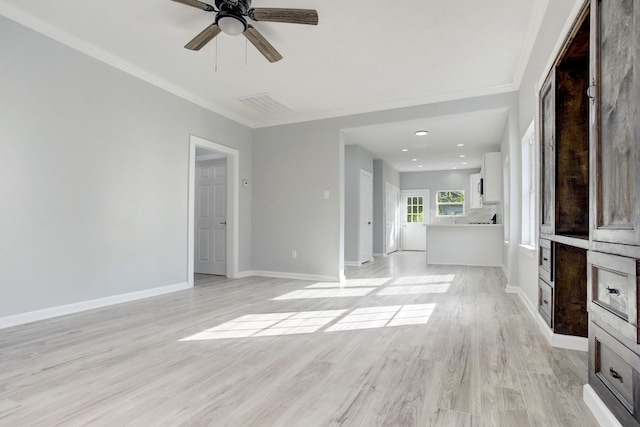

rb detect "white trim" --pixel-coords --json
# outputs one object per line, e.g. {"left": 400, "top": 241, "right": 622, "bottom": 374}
{"left": 0, "top": 3, "right": 253, "bottom": 128}
{"left": 506, "top": 285, "right": 587, "bottom": 351}
{"left": 251, "top": 270, "right": 341, "bottom": 283}
{"left": 501, "top": 265, "right": 510, "bottom": 281}
{"left": 583, "top": 384, "right": 623, "bottom": 427}
{"left": 0, "top": 282, "right": 190, "bottom": 330}
{"left": 188, "top": 135, "right": 240, "bottom": 286}
{"left": 519, "top": 244, "right": 536, "bottom": 258}
{"left": 195, "top": 153, "right": 226, "bottom": 161}
{"left": 344, "top": 261, "right": 362, "bottom": 267}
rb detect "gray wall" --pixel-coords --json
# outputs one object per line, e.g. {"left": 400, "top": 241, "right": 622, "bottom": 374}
{"left": 373, "top": 160, "right": 400, "bottom": 255}
{"left": 252, "top": 122, "right": 342, "bottom": 278}
{"left": 344, "top": 145, "right": 374, "bottom": 263}
{"left": 252, "top": 92, "right": 519, "bottom": 280}
{"left": 0, "top": 17, "right": 253, "bottom": 317}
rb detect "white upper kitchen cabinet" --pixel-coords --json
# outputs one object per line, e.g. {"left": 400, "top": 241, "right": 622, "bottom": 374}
{"left": 481, "top": 152, "right": 502, "bottom": 204}
{"left": 469, "top": 173, "right": 482, "bottom": 209}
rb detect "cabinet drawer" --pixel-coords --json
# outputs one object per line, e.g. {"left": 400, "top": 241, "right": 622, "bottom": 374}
{"left": 539, "top": 239, "right": 553, "bottom": 283}
{"left": 588, "top": 252, "right": 639, "bottom": 341}
{"left": 539, "top": 278, "right": 553, "bottom": 327}
{"left": 590, "top": 322, "right": 640, "bottom": 425}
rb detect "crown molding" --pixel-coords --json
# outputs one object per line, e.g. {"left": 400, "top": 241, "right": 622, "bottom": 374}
{"left": 0, "top": 3, "right": 256, "bottom": 128}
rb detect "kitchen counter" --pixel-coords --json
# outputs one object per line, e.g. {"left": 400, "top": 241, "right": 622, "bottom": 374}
{"left": 426, "top": 224, "right": 503, "bottom": 266}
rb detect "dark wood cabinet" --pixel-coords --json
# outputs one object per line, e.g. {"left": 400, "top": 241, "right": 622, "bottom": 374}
{"left": 590, "top": 0, "right": 640, "bottom": 247}
{"left": 539, "top": 73, "right": 555, "bottom": 237}
{"left": 585, "top": 1, "right": 640, "bottom": 425}
{"left": 538, "top": 3, "right": 640, "bottom": 423}
{"left": 537, "top": 5, "right": 590, "bottom": 339}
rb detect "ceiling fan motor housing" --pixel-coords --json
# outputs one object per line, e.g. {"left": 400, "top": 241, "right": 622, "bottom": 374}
{"left": 214, "top": 0, "right": 251, "bottom": 15}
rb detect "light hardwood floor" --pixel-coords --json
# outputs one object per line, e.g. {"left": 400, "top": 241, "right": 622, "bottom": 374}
{"left": 0, "top": 252, "right": 599, "bottom": 426}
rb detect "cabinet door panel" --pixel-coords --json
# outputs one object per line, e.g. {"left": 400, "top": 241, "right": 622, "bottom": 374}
{"left": 591, "top": 0, "right": 640, "bottom": 245}
{"left": 539, "top": 72, "right": 555, "bottom": 236}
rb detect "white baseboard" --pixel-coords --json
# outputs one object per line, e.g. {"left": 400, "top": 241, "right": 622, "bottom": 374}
{"left": 501, "top": 265, "right": 509, "bottom": 280}
{"left": 251, "top": 270, "right": 340, "bottom": 283}
{"left": 0, "top": 282, "right": 191, "bottom": 330}
{"left": 506, "top": 285, "right": 587, "bottom": 352}
{"left": 234, "top": 270, "right": 255, "bottom": 279}
{"left": 344, "top": 261, "right": 361, "bottom": 267}
{"left": 583, "top": 384, "right": 622, "bottom": 427}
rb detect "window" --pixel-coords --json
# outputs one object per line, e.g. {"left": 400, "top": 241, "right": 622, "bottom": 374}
{"left": 406, "top": 196, "right": 424, "bottom": 223}
{"left": 521, "top": 122, "right": 536, "bottom": 246}
{"left": 436, "top": 190, "right": 465, "bottom": 216}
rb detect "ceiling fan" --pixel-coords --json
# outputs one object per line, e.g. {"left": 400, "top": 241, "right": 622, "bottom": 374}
{"left": 171, "top": 0, "right": 318, "bottom": 63}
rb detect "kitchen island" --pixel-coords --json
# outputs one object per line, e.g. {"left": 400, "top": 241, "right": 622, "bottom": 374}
{"left": 426, "top": 224, "right": 503, "bottom": 266}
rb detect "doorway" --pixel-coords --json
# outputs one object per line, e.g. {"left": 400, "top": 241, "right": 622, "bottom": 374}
{"left": 188, "top": 135, "right": 239, "bottom": 287}
{"left": 401, "top": 190, "right": 429, "bottom": 251}
{"left": 195, "top": 157, "right": 227, "bottom": 276}
{"left": 359, "top": 169, "right": 373, "bottom": 264}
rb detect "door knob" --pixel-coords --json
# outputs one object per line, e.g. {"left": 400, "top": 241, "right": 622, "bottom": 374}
{"left": 220, "top": 221, "right": 227, "bottom": 225}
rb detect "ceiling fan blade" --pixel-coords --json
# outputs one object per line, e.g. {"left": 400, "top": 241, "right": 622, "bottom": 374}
{"left": 185, "top": 24, "right": 222, "bottom": 50}
{"left": 171, "top": 0, "right": 215, "bottom": 12}
{"left": 243, "top": 26, "right": 283, "bottom": 63}
{"left": 249, "top": 8, "right": 318, "bottom": 25}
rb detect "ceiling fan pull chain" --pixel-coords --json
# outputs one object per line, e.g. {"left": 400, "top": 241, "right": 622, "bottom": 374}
{"left": 215, "top": 37, "right": 218, "bottom": 72}
{"left": 245, "top": 37, "right": 248, "bottom": 66}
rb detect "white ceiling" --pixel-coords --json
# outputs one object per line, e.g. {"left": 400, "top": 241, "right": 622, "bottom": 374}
{"left": 0, "top": 0, "right": 548, "bottom": 171}
{"left": 343, "top": 109, "right": 508, "bottom": 172}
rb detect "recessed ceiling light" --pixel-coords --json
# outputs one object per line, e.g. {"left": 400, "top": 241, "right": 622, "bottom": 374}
{"left": 402, "top": 148, "right": 409, "bottom": 152}
{"left": 411, "top": 158, "right": 418, "bottom": 161}
{"left": 415, "top": 130, "right": 429, "bottom": 136}
{"left": 453, "top": 167, "right": 458, "bottom": 169}
{"left": 418, "top": 165, "right": 424, "bottom": 168}
{"left": 462, "top": 162, "right": 468, "bottom": 165}
{"left": 459, "top": 155, "right": 466, "bottom": 158}
{"left": 457, "top": 143, "right": 464, "bottom": 147}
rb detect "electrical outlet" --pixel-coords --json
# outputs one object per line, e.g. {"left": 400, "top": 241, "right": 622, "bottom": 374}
{"left": 291, "top": 250, "right": 297, "bottom": 259}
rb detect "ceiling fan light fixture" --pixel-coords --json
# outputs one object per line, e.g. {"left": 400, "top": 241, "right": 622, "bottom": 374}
{"left": 415, "top": 130, "right": 429, "bottom": 136}
{"left": 217, "top": 13, "right": 247, "bottom": 36}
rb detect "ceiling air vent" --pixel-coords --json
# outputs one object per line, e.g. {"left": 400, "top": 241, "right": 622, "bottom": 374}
{"left": 235, "top": 93, "right": 291, "bottom": 115}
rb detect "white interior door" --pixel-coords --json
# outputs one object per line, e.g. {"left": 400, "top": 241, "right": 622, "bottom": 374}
{"left": 195, "top": 159, "right": 227, "bottom": 275}
{"left": 385, "top": 183, "right": 400, "bottom": 254}
{"left": 359, "top": 170, "right": 373, "bottom": 264}
{"left": 402, "top": 190, "right": 428, "bottom": 251}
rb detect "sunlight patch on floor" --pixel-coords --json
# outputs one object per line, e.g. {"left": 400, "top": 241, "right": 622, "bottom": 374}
{"left": 180, "top": 310, "right": 348, "bottom": 341}
{"left": 376, "top": 284, "right": 450, "bottom": 295}
{"left": 272, "top": 288, "right": 375, "bottom": 300}
{"left": 305, "top": 278, "right": 391, "bottom": 289}
{"left": 326, "top": 304, "right": 436, "bottom": 332}
{"left": 180, "top": 304, "right": 437, "bottom": 341}
{"left": 390, "top": 275, "right": 455, "bottom": 285}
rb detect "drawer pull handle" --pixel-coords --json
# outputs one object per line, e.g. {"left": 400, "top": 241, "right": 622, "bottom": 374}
{"left": 543, "top": 257, "right": 549, "bottom": 261}
{"left": 543, "top": 299, "right": 549, "bottom": 305}
{"left": 609, "top": 368, "right": 624, "bottom": 383}
{"left": 606, "top": 287, "right": 620, "bottom": 296}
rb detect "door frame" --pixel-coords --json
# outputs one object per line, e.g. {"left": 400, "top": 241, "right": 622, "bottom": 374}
{"left": 188, "top": 135, "right": 239, "bottom": 286}
{"left": 401, "top": 189, "right": 429, "bottom": 251}
{"left": 385, "top": 182, "right": 400, "bottom": 255}
{"left": 359, "top": 169, "right": 373, "bottom": 264}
